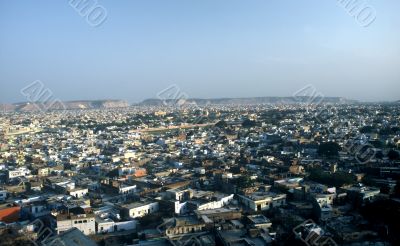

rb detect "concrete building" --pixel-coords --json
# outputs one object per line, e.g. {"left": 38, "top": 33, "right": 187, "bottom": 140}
{"left": 56, "top": 213, "right": 96, "bottom": 235}
{"left": 95, "top": 217, "right": 115, "bottom": 233}
{"left": 69, "top": 188, "right": 89, "bottom": 198}
{"left": 119, "top": 184, "right": 137, "bottom": 195}
{"left": 238, "top": 192, "right": 286, "bottom": 212}
{"left": 7, "top": 167, "right": 31, "bottom": 180}
{"left": 120, "top": 200, "right": 159, "bottom": 219}
{"left": 247, "top": 214, "right": 272, "bottom": 229}
{"left": 0, "top": 190, "right": 7, "bottom": 201}
{"left": 160, "top": 216, "right": 206, "bottom": 237}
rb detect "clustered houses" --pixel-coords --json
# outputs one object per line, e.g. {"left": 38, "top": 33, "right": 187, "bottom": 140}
{"left": 0, "top": 103, "right": 399, "bottom": 245}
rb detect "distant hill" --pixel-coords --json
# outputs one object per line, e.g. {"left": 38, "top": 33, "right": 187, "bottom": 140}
{"left": 0, "top": 100, "right": 129, "bottom": 112}
{"left": 138, "top": 96, "right": 357, "bottom": 106}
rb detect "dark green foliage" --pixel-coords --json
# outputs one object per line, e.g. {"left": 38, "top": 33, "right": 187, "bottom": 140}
{"left": 106, "top": 169, "right": 119, "bottom": 178}
{"left": 101, "top": 145, "right": 119, "bottom": 156}
{"left": 369, "top": 140, "right": 383, "bottom": 148}
{"left": 144, "top": 163, "right": 154, "bottom": 174}
{"left": 215, "top": 120, "right": 228, "bottom": 128}
{"left": 394, "top": 180, "right": 400, "bottom": 198}
{"left": 361, "top": 199, "right": 400, "bottom": 245}
{"left": 308, "top": 168, "right": 356, "bottom": 187}
{"left": 375, "top": 151, "right": 384, "bottom": 159}
{"left": 242, "top": 119, "right": 257, "bottom": 128}
{"left": 379, "top": 127, "right": 400, "bottom": 135}
{"left": 360, "top": 126, "right": 376, "bottom": 133}
{"left": 317, "top": 142, "right": 341, "bottom": 157}
{"left": 387, "top": 149, "right": 400, "bottom": 160}
{"left": 234, "top": 174, "right": 255, "bottom": 188}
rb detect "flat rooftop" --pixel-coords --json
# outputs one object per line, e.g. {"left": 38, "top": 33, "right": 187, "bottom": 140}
{"left": 247, "top": 215, "right": 271, "bottom": 224}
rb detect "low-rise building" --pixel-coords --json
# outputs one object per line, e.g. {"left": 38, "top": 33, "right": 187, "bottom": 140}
{"left": 160, "top": 216, "right": 206, "bottom": 237}
{"left": 120, "top": 200, "right": 159, "bottom": 219}
{"left": 238, "top": 192, "right": 286, "bottom": 211}
{"left": 56, "top": 213, "right": 96, "bottom": 235}
{"left": 69, "top": 188, "right": 89, "bottom": 198}
{"left": 0, "top": 190, "right": 7, "bottom": 201}
{"left": 247, "top": 214, "right": 272, "bottom": 229}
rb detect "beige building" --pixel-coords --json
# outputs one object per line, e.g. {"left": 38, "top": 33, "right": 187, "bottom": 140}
{"left": 238, "top": 192, "right": 286, "bottom": 212}
{"left": 162, "top": 216, "right": 206, "bottom": 237}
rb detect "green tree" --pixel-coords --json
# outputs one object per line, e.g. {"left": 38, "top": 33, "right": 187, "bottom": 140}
{"left": 215, "top": 120, "right": 228, "bottom": 128}
{"left": 317, "top": 142, "right": 341, "bottom": 157}
{"left": 388, "top": 149, "right": 400, "bottom": 160}
{"left": 308, "top": 168, "right": 356, "bottom": 187}
{"left": 242, "top": 119, "right": 257, "bottom": 128}
{"left": 359, "top": 126, "right": 375, "bottom": 133}
{"left": 234, "top": 175, "right": 255, "bottom": 188}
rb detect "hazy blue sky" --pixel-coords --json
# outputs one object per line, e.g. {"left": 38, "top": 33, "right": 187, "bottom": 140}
{"left": 0, "top": 0, "right": 399, "bottom": 103}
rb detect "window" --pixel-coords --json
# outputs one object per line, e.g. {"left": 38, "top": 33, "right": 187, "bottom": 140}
{"left": 83, "top": 220, "right": 87, "bottom": 223}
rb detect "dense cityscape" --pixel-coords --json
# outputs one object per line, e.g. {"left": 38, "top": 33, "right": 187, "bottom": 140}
{"left": 1, "top": 1, "right": 399, "bottom": 246}
{"left": 0, "top": 100, "right": 399, "bottom": 245}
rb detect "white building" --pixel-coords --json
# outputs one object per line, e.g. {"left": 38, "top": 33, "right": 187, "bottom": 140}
{"left": 57, "top": 213, "right": 96, "bottom": 235}
{"left": 194, "top": 168, "right": 206, "bottom": 175}
{"left": 166, "top": 188, "right": 193, "bottom": 201}
{"left": 8, "top": 167, "right": 31, "bottom": 179}
{"left": 53, "top": 180, "right": 76, "bottom": 192}
{"left": 238, "top": 192, "right": 286, "bottom": 212}
{"left": 120, "top": 201, "right": 159, "bottom": 219}
{"left": 69, "top": 188, "right": 89, "bottom": 198}
{"left": 313, "top": 193, "right": 335, "bottom": 207}
{"left": 174, "top": 201, "right": 189, "bottom": 215}
{"left": 95, "top": 217, "right": 115, "bottom": 233}
{"left": 114, "top": 220, "right": 137, "bottom": 231}
{"left": 26, "top": 201, "right": 50, "bottom": 218}
{"left": 174, "top": 192, "right": 234, "bottom": 214}
{"left": 119, "top": 184, "right": 137, "bottom": 195}
{"left": 194, "top": 194, "right": 234, "bottom": 211}
{"left": 118, "top": 166, "right": 135, "bottom": 176}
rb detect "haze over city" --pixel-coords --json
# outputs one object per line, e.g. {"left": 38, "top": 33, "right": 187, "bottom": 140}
{"left": 1, "top": 0, "right": 399, "bottom": 103}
